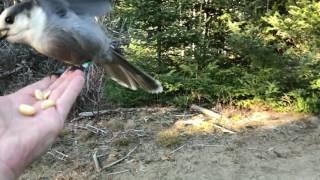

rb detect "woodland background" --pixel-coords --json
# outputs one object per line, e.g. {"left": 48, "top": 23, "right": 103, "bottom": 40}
{"left": 1, "top": 0, "right": 319, "bottom": 112}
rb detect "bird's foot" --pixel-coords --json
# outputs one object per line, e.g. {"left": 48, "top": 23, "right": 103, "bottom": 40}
{"left": 69, "top": 65, "right": 85, "bottom": 71}
{"left": 51, "top": 68, "right": 65, "bottom": 77}
{"left": 51, "top": 66, "right": 84, "bottom": 77}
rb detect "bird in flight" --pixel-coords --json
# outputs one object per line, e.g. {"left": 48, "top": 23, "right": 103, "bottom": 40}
{"left": 0, "top": 0, "right": 163, "bottom": 93}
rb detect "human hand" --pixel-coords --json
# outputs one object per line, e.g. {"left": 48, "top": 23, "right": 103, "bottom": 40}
{"left": 0, "top": 70, "right": 85, "bottom": 180}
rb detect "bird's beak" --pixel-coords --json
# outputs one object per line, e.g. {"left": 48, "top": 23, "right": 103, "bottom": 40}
{"left": 0, "top": 28, "right": 9, "bottom": 40}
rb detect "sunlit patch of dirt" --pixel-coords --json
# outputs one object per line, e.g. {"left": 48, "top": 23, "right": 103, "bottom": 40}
{"left": 20, "top": 107, "right": 320, "bottom": 180}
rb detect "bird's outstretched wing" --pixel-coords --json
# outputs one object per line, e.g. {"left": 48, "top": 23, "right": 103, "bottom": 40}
{"left": 36, "top": 0, "right": 111, "bottom": 17}
{"left": 65, "top": 0, "right": 111, "bottom": 16}
{"left": 102, "top": 48, "right": 163, "bottom": 93}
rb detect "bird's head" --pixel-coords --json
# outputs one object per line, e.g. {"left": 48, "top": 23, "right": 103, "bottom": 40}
{"left": 0, "top": 0, "right": 43, "bottom": 43}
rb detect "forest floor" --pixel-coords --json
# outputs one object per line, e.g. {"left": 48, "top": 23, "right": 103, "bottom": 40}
{"left": 20, "top": 106, "right": 320, "bottom": 180}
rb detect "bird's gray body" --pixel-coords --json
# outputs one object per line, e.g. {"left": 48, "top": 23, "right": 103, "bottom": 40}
{"left": 38, "top": 10, "right": 110, "bottom": 65}
{"left": 0, "top": 0, "right": 163, "bottom": 93}
{"left": 22, "top": 0, "right": 111, "bottom": 65}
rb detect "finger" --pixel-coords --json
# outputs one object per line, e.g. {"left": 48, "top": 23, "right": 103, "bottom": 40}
{"left": 30, "top": 71, "right": 83, "bottom": 125}
{"left": 26, "top": 71, "right": 75, "bottom": 109}
{"left": 49, "top": 78, "right": 72, "bottom": 101}
{"left": 56, "top": 70, "right": 85, "bottom": 119}
{"left": 47, "top": 69, "right": 72, "bottom": 91}
{"left": 49, "top": 70, "right": 83, "bottom": 100}
{"left": 17, "top": 76, "right": 57, "bottom": 95}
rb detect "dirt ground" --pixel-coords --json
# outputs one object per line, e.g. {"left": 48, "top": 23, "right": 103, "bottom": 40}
{"left": 19, "top": 107, "right": 320, "bottom": 180}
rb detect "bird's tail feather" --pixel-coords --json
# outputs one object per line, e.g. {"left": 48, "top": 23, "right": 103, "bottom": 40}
{"left": 103, "top": 49, "right": 163, "bottom": 93}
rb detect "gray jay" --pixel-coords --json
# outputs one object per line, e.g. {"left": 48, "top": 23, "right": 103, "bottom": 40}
{"left": 0, "top": 0, "right": 163, "bottom": 93}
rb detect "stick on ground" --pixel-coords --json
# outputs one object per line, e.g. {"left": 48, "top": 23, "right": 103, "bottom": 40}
{"left": 169, "top": 144, "right": 186, "bottom": 155}
{"left": 102, "top": 146, "right": 138, "bottom": 170}
{"left": 190, "top": 104, "right": 222, "bottom": 119}
{"left": 107, "top": 170, "right": 130, "bottom": 176}
{"left": 93, "top": 150, "right": 102, "bottom": 172}
{"left": 213, "top": 124, "right": 236, "bottom": 134}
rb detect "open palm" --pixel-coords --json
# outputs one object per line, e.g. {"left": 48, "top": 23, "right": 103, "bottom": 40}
{"left": 0, "top": 70, "right": 84, "bottom": 179}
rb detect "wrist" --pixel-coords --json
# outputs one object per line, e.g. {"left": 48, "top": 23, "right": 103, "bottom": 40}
{"left": 0, "top": 161, "right": 16, "bottom": 180}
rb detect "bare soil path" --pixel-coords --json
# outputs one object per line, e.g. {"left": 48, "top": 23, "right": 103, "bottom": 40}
{"left": 20, "top": 108, "right": 320, "bottom": 180}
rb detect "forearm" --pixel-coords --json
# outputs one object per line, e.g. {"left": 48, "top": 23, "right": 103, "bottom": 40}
{"left": 0, "top": 138, "right": 19, "bottom": 180}
{"left": 0, "top": 96, "right": 16, "bottom": 179}
{"left": 0, "top": 162, "right": 16, "bottom": 180}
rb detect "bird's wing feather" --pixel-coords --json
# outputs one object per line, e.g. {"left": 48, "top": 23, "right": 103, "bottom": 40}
{"left": 65, "top": 0, "right": 111, "bottom": 16}
{"left": 36, "top": 0, "right": 111, "bottom": 17}
{"left": 100, "top": 49, "right": 163, "bottom": 93}
{"left": 35, "top": 0, "right": 69, "bottom": 17}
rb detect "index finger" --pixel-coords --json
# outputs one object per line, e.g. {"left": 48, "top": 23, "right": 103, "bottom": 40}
{"left": 56, "top": 70, "right": 85, "bottom": 119}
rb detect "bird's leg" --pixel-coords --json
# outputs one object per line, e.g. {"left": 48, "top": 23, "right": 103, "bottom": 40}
{"left": 69, "top": 61, "right": 92, "bottom": 72}
{"left": 69, "top": 65, "right": 84, "bottom": 71}
{"left": 81, "top": 61, "right": 92, "bottom": 70}
{"left": 52, "top": 63, "right": 87, "bottom": 77}
{"left": 51, "top": 61, "right": 90, "bottom": 78}
{"left": 51, "top": 66, "right": 72, "bottom": 77}
{"left": 51, "top": 68, "right": 66, "bottom": 77}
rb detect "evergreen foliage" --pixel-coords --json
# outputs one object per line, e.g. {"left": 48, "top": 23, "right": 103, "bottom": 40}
{"left": 105, "top": 0, "right": 320, "bottom": 112}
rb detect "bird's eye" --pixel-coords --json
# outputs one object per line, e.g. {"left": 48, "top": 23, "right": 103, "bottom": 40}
{"left": 5, "top": 16, "right": 14, "bottom": 24}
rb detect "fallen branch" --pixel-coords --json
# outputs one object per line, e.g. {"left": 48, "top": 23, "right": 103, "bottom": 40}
{"left": 213, "top": 124, "right": 236, "bottom": 134}
{"left": 70, "top": 116, "right": 85, "bottom": 122}
{"left": 190, "top": 104, "right": 222, "bottom": 119}
{"left": 79, "top": 109, "right": 132, "bottom": 117}
{"left": 79, "top": 107, "right": 175, "bottom": 117}
{"left": 93, "top": 150, "right": 102, "bottom": 172}
{"left": 190, "top": 104, "right": 237, "bottom": 134}
{"left": 192, "top": 144, "right": 225, "bottom": 148}
{"left": 102, "top": 146, "right": 138, "bottom": 170}
{"left": 86, "top": 124, "right": 108, "bottom": 134}
{"left": 174, "top": 114, "right": 197, "bottom": 118}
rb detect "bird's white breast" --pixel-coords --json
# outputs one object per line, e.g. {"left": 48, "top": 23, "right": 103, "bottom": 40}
{"left": 26, "top": 6, "right": 49, "bottom": 54}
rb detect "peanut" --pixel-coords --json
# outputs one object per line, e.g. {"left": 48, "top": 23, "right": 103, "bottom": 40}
{"left": 19, "top": 104, "right": 36, "bottom": 116}
{"left": 34, "top": 89, "right": 44, "bottom": 100}
{"left": 41, "top": 100, "right": 56, "bottom": 110}
{"left": 43, "top": 90, "right": 51, "bottom": 100}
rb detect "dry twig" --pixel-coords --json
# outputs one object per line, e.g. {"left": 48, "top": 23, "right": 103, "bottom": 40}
{"left": 106, "top": 170, "right": 130, "bottom": 176}
{"left": 70, "top": 116, "right": 85, "bottom": 122}
{"left": 86, "top": 124, "right": 108, "bottom": 134}
{"left": 169, "top": 144, "right": 186, "bottom": 154}
{"left": 192, "top": 144, "right": 225, "bottom": 148}
{"left": 213, "top": 124, "right": 236, "bottom": 134}
{"left": 102, "top": 146, "right": 138, "bottom": 170}
{"left": 79, "top": 107, "right": 175, "bottom": 117}
{"left": 93, "top": 150, "right": 102, "bottom": 172}
{"left": 190, "top": 104, "right": 222, "bottom": 119}
{"left": 72, "top": 124, "right": 107, "bottom": 135}
{"left": 47, "top": 150, "right": 69, "bottom": 161}
{"left": 190, "top": 104, "right": 237, "bottom": 134}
